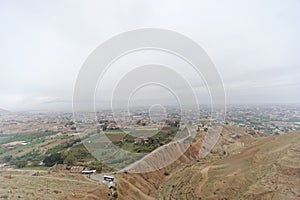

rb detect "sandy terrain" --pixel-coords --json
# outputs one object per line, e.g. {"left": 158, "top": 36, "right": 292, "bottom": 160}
{"left": 0, "top": 170, "right": 112, "bottom": 200}
{"left": 114, "top": 126, "right": 300, "bottom": 200}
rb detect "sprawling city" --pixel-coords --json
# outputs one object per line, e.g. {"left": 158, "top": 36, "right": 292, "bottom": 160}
{"left": 0, "top": 104, "right": 299, "bottom": 199}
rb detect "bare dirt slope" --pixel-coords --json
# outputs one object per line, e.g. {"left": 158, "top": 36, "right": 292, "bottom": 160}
{"left": 116, "top": 126, "right": 300, "bottom": 200}
{"left": 0, "top": 171, "right": 112, "bottom": 200}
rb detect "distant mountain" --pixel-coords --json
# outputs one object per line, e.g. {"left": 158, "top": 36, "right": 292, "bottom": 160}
{"left": 0, "top": 108, "right": 10, "bottom": 113}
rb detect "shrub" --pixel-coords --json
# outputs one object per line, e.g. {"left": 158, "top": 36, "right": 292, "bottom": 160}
{"left": 13, "top": 160, "right": 27, "bottom": 168}
{"left": 63, "top": 153, "right": 76, "bottom": 165}
{"left": 43, "top": 153, "right": 63, "bottom": 167}
{"left": 112, "top": 191, "right": 118, "bottom": 198}
{"left": 1, "top": 155, "right": 12, "bottom": 163}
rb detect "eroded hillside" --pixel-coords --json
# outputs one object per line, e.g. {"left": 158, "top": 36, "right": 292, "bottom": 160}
{"left": 115, "top": 126, "right": 300, "bottom": 200}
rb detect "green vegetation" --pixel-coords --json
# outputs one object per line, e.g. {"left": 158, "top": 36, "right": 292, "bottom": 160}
{"left": 26, "top": 138, "right": 46, "bottom": 147}
{"left": 64, "top": 143, "right": 94, "bottom": 162}
{"left": 104, "top": 129, "right": 125, "bottom": 133}
{"left": 43, "top": 152, "right": 63, "bottom": 167}
{"left": 0, "top": 132, "right": 56, "bottom": 145}
{"left": 22, "top": 166, "right": 49, "bottom": 170}
{"left": 42, "top": 143, "right": 94, "bottom": 167}
{"left": 13, "top": 160, "right": 27, "bottom": 168}
{"left": 46, "top": 138, "right": 81, "bottom": 155}
{"left": 45, "top": 144, "right": 65, "bottom": 155}
{"left": 41, "top": 143, "right": 102, "bottom": 171}
{"left": 0, "top": 127, "right": 181, "bottom": 171}
{"left": 112, "top": 191, "right": 118, "bottom": 198}
{"left": 63, "top": 153, "right": 76, "bottom": 165}
{"left": 113, "top": 127, "right": 179, "bottom": 153}
{"left": 1, "top": 155, "right": 12, "bottom": 163}
{"left": 86, "top": 160, "right": 103, "bottom": 172}
{"left": 0, "top": 131, "right": 82, "bottom": 168}
{"left": 10, "top": 149, "right": 44, "bottom": 167}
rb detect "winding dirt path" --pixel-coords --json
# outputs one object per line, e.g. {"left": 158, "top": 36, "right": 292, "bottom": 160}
{"left": 195, "top": 166, "right": 210, "bottom": 195}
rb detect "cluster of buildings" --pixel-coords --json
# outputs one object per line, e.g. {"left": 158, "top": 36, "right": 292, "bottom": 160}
{"left": 0, "top": 105, "right": 299, "bottom": 137}
{"left": 0, "top": 112, "right": 77, "bottom": 134}
{"left": 226, "top": 105, "right": 300, "bottom": 135}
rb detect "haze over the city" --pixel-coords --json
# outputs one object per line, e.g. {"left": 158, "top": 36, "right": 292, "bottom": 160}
{"left": 1, "top": 0, "right": 300, "bottom": 111}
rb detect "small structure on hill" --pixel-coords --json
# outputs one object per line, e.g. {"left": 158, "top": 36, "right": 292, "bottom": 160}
{"left": 71, "top": 166, "right": 85, "bottom": 173}
{"left": 81, "top": 169, "right": 96, "bottom": 174}
{"left": 103, "top": 175, "right": 116, "bottom": 189}
{"left": 103, "top": 175, "right": 114, "bottom": 182}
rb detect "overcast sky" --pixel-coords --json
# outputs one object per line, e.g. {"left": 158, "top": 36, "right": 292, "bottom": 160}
{"left": 0, "top": 0, "right": 300, "bottom": 111}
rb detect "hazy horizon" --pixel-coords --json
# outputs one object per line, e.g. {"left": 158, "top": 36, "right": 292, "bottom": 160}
{"left": 1, "top": 0, "right": 300, "bottom": 111}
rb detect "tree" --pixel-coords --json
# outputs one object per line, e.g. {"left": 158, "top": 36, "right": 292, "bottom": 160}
{"left": 1, "top": 155, "right": 12, "bottom": 163}
{"left": 63, "top": 153, "right": 77, "bottom": 165}
{"left": 87, "top": 161, "right": 102, "bottom": 172}
{"left": 43, "top": 153, "right": 63, "bottom": 167}
{"left": 14, "top": 160, "right": 26, "bottom": 168}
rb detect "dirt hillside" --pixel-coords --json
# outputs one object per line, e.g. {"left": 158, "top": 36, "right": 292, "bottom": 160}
{"left": 115, "top": 126, "right": 300, "bottom": 200}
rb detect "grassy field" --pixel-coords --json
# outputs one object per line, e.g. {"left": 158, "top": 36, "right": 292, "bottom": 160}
{"left": 0, "top": 132, "right": 63, "bottom": 164}
{"left": 0, "top": 131, "right": 100, "bottom": 171}
{"left": 0, "top": 132, "right": 57, "bottom": 145}
{"left": 0, "top": 127, "right": 180, "bottom": 172}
